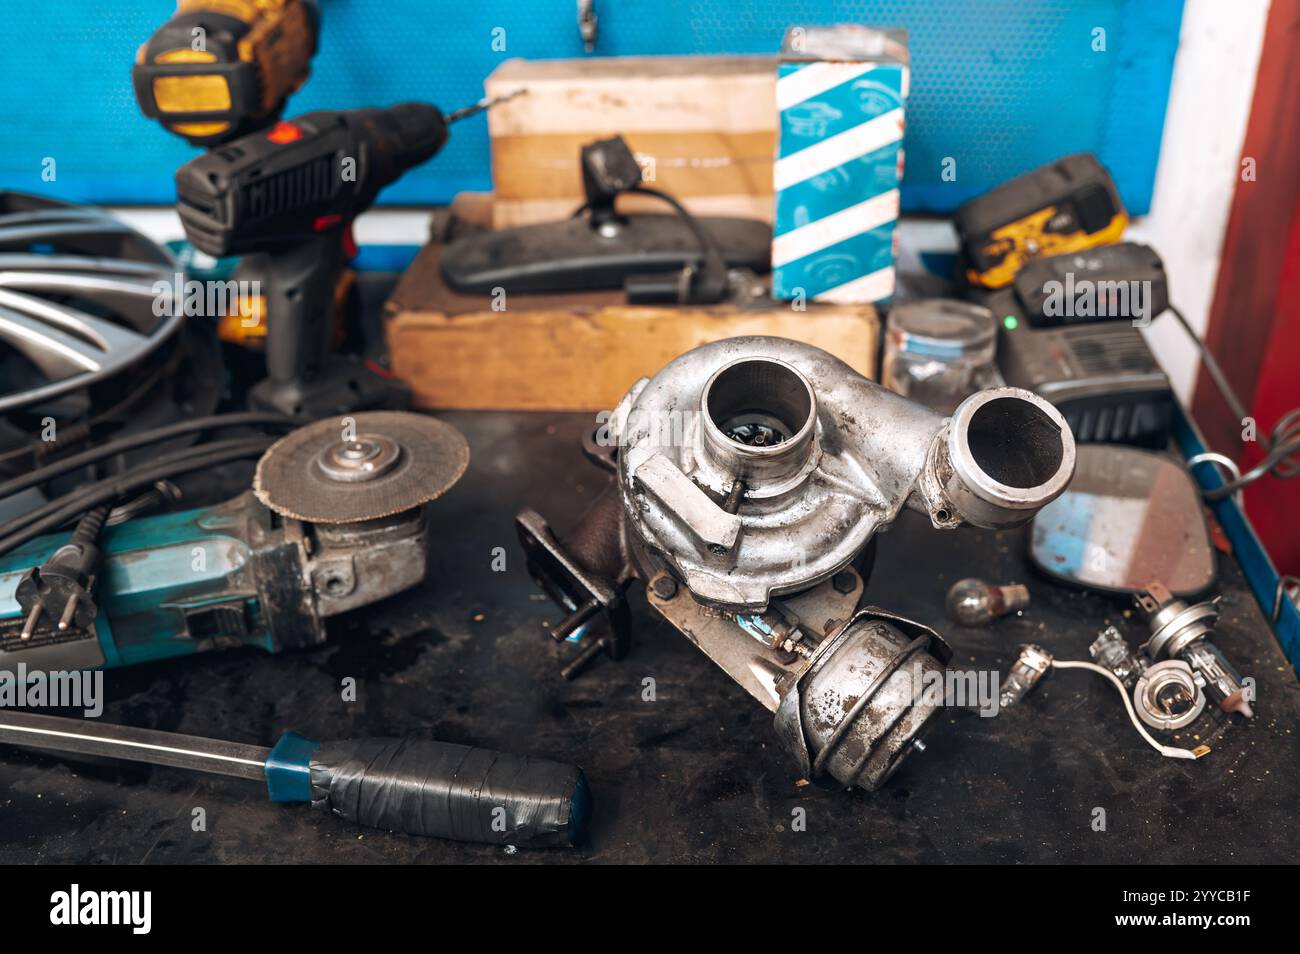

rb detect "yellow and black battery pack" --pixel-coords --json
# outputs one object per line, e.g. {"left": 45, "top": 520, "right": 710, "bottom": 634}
{"left": 955, "top": 153, "right": 1128, "bottom": 289}
{"left": 133, "top": 0, "right": 319, "bottom": 147}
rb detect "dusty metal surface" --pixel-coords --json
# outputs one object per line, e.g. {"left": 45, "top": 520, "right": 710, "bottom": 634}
{"left": 609, "top": 337, "right": 1074, "bottom": 610}
{"left": 0, "top": 411, "right": 1296, "bottom": 864}
{"left": 646, "top": 566, "right": 864, "bottom": 711}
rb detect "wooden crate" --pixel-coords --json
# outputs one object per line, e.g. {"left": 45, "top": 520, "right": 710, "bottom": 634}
{"left": 384, "top": 243, "right": 878, "bottom": 412}
{"left": 484, "top": 55, "right": 777, "bottom": 229}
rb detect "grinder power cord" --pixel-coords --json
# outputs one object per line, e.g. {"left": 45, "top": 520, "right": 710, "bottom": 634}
{"left": 0, "top": 436, "right": 278, "bottom": 557}
{"left": 518, "top": 336, "right": 1076, "bottom": 792}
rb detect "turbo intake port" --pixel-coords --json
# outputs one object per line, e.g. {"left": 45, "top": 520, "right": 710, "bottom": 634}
{"left": 935, "top": 388, "right": 1075, "bottom": 529}
{"left": 699, "top": 356, "right": 819, "bottom": 488}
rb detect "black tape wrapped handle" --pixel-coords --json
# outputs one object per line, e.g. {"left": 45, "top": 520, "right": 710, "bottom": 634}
{"left": 309, "top": 737, "right": 589, "bottom": 847}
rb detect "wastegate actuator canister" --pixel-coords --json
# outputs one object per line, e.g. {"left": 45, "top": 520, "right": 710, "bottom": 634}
{"left": 518, "top": 336, "right": 1075, "bottom": 791}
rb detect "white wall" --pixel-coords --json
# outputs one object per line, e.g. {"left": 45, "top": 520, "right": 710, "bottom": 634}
{"left": 1127, "top": 0, "right": 1270, "bottom": 403}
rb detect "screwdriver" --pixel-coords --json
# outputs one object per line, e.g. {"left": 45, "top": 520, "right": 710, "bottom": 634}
{"left": 0, "top": 710, "right": 588, "bottom": 847}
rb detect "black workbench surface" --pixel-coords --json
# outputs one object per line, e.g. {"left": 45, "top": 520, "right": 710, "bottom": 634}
{"left": 2, "top": 411, "right": 1297, "bottom": 864}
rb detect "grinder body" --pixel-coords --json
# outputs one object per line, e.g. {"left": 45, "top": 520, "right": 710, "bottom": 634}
{"left": 0, "top": 493, "right": 428, "bottom": 675}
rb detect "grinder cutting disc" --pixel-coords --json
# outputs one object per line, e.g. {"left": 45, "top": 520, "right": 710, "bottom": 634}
{"left": 253, "top": 412, "right": 469, "bottom": 524}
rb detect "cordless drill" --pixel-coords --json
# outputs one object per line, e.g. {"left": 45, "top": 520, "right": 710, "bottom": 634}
{"left": 133, "top": 0, "right": 320, "bottom": 147}
{"left": 174, "top": 100, "right": 492, "bottom": 415}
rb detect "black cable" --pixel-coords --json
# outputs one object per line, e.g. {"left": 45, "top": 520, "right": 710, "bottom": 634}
{"left": 105, "top": 480, "right": 182, "bottom": 526}
{"left": 0, "top": 411, "right": 294, "bottom": 503}
{"left": 572, "top": 184, "right": 728, "bottom": 301}
{"left": 631, "top": 184, "right": 727, "bottom": 278}
{"left": 0, "top": 436, "right": 272, "bottom": 541}
{"left": 0, "top": 438, "right": 259, "bottom": 545}
{"left": 1167, "top": 304, "right": 1300, "bottom": 499}
{"left": 1167, "top": 306, "right": 1252, "bottom": 425}
{"left": 0, "top": 438, "right": 272, "bottom": 558}
{"left": 70, "top": 505, "right": 110, "bottom": 548}
{"left": 0, "top": 337, "right": 177, "bottom": 468}
{"left": 1202, "top": 426, "right": 1300, "bottom": 500}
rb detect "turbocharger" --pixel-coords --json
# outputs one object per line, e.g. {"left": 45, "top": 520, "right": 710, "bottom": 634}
{"left": 518, "top": 336, "right": 1075, "bottom": 791}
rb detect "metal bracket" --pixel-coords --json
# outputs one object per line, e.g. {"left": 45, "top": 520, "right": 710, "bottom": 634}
{"left": 516, "top": 508, "right": 630, "bottom": 680}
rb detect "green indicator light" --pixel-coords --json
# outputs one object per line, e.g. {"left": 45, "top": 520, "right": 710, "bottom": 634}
{"left": 1003, "top": 315, "right": 1018, "bottom": 330}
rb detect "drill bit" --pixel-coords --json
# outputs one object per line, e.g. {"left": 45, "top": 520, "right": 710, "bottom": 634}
{"left": 445, "top": 88, "right": 527, "bottom": 124}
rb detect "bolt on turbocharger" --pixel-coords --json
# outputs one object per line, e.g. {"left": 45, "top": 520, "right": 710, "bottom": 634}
{"left": 518, "top": 336, "right": 1076, "bottom": 791}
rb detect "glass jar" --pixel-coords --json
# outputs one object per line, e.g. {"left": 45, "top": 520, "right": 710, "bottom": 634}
{"left": 882, "top": 298, "right": 1000, "bottom": 414}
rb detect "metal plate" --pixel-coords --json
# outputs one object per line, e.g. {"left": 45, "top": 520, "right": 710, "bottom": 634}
{"left": 1029, "top": 444, "right": 1215, "bottom": 597}
{"left": 253, "top": 412, "right": 469, "bottom": 524}
{"left": 647, "top": 568, "right": 863, "bottom": 712}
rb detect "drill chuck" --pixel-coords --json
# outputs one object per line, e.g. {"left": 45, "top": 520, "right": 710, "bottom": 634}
{"left": 356, "top": 102, "right": 450, "bottom": 183}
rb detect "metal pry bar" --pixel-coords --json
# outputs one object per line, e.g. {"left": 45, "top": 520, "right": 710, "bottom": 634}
{"left": 0, "top": 710, "right": 270, "bottom": 780}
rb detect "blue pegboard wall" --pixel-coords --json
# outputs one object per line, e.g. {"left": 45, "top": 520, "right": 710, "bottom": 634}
{"left": 0, "top": 0, "right": 1183, "bottom": 214}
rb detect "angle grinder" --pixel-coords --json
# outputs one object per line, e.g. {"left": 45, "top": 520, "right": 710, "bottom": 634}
{"left": 0, "top": 412, "right": 467, "bottom": 675}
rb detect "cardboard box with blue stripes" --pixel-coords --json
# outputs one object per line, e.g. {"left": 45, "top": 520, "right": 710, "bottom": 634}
{"left": 772, "top": 26, "right": 908, "bottom": 304}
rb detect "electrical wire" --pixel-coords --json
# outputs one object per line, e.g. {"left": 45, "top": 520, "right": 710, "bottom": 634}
{"left": 1167, "top": 305, "right": 1251, "bottom": 424}
{"left": 1200, "top": 407, "right": 1300, "bottom": 500}
{"left": 1184, "top": 451, "right": 1243, "bottom": 508}
{"left": 0, "top": 411, "right": 295, "bottom": 503}
{"left": 1274, "top": 574, "right": 1300, "bottom": 623}
{"left": 1167, "top": 304, "right": 1300, "bottom": 499}
{"left": 571, "top": 181, "right": 728, "bottom": 301}
{"left": 0, "top": 364, "right": 167, "bottom": 469}
{"left": 0, "top": 436, "right": 270, "bottom": 542}
{"left": 105, "top": 480, "right": 183, "bottom": 526}
{"left": 1050, "top": 659, "right": 1205, "bottom": 761}
{"left": 631, "top": 186, "right": 725, "bottom": 263}
{"left": 632, "top": 184, "right": 729, "bottom": 295}
{"left": 0, "top": 437, "right": 273, "bottom": 557}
